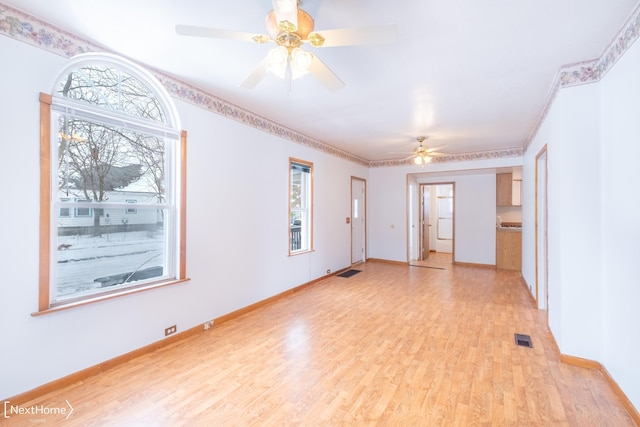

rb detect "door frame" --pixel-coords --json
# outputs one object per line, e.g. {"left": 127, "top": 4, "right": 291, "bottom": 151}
{"left": 419, "top": 184, "right": 431, "bottom": 260}
{"left": 535, "top": 145, "right": 549, "bottom": 314}
{"left": 407, "top": 178, "right": 456, "bottom": 263}
{"left": 350, "top": 176, "right": 366, "bottom": 265}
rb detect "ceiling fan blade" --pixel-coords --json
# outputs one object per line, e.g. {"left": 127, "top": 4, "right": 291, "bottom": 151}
{"left": 175, "top": 24, "right": 268, "bottom": 43}
{"left": 308, "top": 55, "right": 345, "bottom": 91}
{"left": 309, "top": 24, "right": 397, "bottom": 47}
{"left": 271, "top": 0, "right": 299, "bottom": 33}
{"left": 426, "top": 145, "right": 446, "bottom": 152}
{"left": 240, "top": 57, "right": 269, "bottom": 89}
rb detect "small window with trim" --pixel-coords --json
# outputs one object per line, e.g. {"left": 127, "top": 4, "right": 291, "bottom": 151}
{"left": 289, "top": 158, "right": 313, "bottom": 254}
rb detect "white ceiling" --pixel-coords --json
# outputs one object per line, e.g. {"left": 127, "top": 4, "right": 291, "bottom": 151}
{"left": 3, "top": 0, "right": 639, "bottom": 162}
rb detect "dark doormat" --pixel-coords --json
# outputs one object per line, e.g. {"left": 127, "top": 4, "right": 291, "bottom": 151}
{"left": 337, "top": 269, "right": 361, "bottom": 278}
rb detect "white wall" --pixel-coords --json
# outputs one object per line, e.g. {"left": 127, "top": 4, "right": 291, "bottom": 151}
{"left": 0, "top": 34, "right": 368, "bottom": 399}
{"left": 599, "top": 36, "right": 640, "bottom": 409}
{"left": 522, "top": 26, "right": 640, "bottom": 410}
{"left": 450, "top": 174, "right": 496, "bottom": 265}
{"left": 368, "top": 166, "right": 410, "bottom": 262}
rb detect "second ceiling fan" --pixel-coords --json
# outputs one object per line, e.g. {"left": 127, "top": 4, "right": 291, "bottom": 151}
{"left": 411, "top": 136, "right": 445, "bottom": 165}
{"left": 176, "top": 0, "right": 396, "bottom": 91}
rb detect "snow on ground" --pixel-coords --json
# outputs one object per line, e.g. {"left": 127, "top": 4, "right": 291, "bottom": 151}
{"left": 56, "top": 230, "right": 164, "bottom": 298}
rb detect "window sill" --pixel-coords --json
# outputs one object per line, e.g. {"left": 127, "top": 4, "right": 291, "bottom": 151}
{"left": 289, "top": 249, "right": 315, "bottom": 257}
{"left": 32, "top": 278, "right": 191, "bottom": 317}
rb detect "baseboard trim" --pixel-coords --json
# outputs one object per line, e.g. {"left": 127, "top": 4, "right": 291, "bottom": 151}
{"left": 367, "top": 258, "right": 495, "bottom": 270}
{"left": 520, "top": 276, "right": 537, "bottom": 305}
{"left": 213, "top": 270, "right": 338, "bottom": 326}
{"left": 5, "top": 270, "right": 341, "bottom": 405}
{"left": 6, "top": 323, "right": 203, "bottom": 405}
{"left": 559, "top": 354, "right": 601, "bottom": 370}
{"left": 561, "top": 354, "right": 640, "bottom": 425}
{"left": 600, "top": 365, "right": 640, "bottom": 426}
{"left": 452, "top": 261, "right": 496, "bottom": 269}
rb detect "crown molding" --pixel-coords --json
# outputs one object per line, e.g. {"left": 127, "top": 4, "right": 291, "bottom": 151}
{"left": 154, "top": 75, "right": 370, "bottom": 166}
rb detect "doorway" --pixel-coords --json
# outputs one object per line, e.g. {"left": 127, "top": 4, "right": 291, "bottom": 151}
{"left": 351, "top": 177, "right": 366, "bottom": 264}
{"left": 410, "top": 182, "right": 454, "bottom": 268}
{"left": 535, "top": 147, "right": 548, "bottom": 311}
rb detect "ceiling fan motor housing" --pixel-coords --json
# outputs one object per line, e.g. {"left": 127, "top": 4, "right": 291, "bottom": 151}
{"left": 265, "top": 9, "right": 315, "bottom": 42}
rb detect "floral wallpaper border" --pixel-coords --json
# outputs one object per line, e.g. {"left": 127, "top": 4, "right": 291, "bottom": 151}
{"left": 524, "top": 3, "right": 640, "bottom": 150}
{"left": 369, "top": 147, "right": 524, "bottom": 168}
{"left": 2, "top": 2, "right": 639, "bottom": 166}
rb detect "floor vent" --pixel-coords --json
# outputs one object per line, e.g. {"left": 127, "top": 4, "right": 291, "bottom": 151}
{"left": 514, "top": 333, "right": 533, "bottom": 348}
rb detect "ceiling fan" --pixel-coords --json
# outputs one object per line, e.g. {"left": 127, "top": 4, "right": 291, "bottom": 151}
{"left": 175, "top": 0, "right": 396, "bottom": 91}
{"left": 410, "top": 136, "right": 445, "bottom": 165}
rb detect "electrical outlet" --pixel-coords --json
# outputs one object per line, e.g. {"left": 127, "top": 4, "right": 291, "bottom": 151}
{"left": 165, "top": 325, "right": 177, "bottom": 336}
{"left": 204, "top": 320, "right": 214, "bottom": 330}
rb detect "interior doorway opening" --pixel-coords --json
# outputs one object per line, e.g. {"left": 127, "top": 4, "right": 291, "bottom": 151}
{"left": 408, "top": 181, "right": 455, "bottom": 268}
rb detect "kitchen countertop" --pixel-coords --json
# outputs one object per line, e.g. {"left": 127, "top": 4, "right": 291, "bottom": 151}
{"left": 497, "top": 227, "right": 522, "bottom": 232}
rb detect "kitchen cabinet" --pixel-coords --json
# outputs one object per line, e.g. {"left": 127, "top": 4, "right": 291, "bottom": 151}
{"left": 496, "top": 229, "right": 522, "bottom": 270}
{"left": 496, "top": 173, "right": 513, "bottom": 206}
{"left": 497, "top": 172, "right": 522, "bottom": 206}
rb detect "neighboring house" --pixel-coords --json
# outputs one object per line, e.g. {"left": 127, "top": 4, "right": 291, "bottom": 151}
{"left": 57, "top": 190, "right": 161, "bottom": 234}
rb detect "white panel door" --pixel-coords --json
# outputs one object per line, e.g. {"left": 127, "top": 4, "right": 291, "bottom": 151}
{"left": 351, "top": 178, "right": 366, "bottom": 264}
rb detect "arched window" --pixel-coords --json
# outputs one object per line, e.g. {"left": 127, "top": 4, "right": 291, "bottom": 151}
{"left": 38, "top": 53, "right": 187, "bottom": 312}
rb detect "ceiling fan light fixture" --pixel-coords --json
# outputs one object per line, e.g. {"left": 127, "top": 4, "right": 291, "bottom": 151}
{"left": 291, "top": 48, "right": 313, "bottom": 79}
{"left": 267, "top": 46, "right": 289, "bottom": 78}
{"left": 412, "top": 136, "right": 433, "bottom": 165}
{"left": 413, "top": 153, "right": 432, "bottom": 165}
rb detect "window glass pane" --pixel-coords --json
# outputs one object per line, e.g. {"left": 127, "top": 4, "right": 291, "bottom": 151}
{"left": 55, "top": 207, "right": 168, "bottom": 301}
{"left": 289, "top": 160, "right": 312, "bottom": 253}
{"left": 57, "top": 65, "right": 167, "bottom": 124}
{"left": 57, "top": 114, "right": 166, "bottom": 202}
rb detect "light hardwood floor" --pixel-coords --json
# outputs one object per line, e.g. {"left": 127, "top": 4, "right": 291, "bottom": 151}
{"left": 8, "top": 261, "right": 636, "bottom": 426}
{"left": 409, "top": 251, "right": 452, "bottom": 270}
